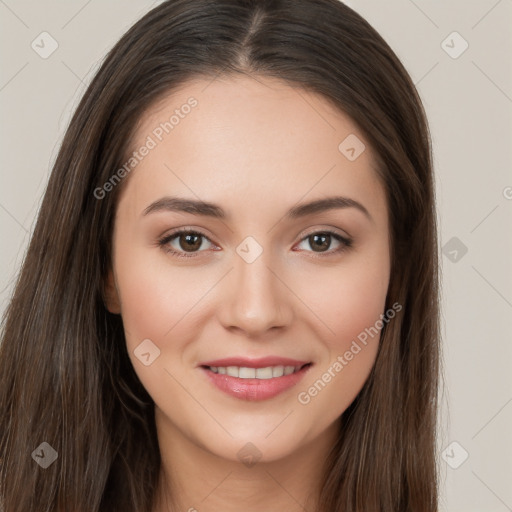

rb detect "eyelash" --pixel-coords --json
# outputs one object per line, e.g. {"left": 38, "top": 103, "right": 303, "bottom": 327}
{"left": 157, "top": 228, "right": 353, "bottom": 259}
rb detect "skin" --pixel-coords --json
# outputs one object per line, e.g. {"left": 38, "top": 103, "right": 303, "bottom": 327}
{"left": 104, "top": 74, "right": 391, "bottom": 512}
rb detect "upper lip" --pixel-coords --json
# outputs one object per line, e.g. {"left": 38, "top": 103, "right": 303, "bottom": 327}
{"left": 199, "top": 356, "right": 311, "bottom": 369}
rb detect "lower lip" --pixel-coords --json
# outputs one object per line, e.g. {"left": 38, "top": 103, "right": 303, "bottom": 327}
{"left": 201, "top": 365, "right": 312, "bottom": 401}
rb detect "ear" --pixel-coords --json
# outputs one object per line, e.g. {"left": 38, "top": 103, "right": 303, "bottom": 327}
{"left": 103, "top": 269, "right": 121, "bottom": 314}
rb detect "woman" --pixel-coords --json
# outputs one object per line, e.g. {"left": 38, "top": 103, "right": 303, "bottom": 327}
{"left": 0, "top": 0, "right": 440, "bottom": 510}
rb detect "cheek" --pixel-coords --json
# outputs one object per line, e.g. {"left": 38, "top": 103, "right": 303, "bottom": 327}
{"left": 112, "top": 251, "right": 214, "bottom": 407}
{"left": 113, "top": 247, "right": 213, "bottom": 347}
{"left": 297, "top": 250, "right": 390, "bottom": 353}
{"left": 328, "top": 266, "right": 388, "bottom": 350}
{"left": 293, "top": 248, "right": 389, "bottom": 415}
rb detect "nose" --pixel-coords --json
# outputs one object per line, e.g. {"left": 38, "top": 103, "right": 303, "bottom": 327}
{"left": 217, "top": 249, "right": 294, "bottom": 337}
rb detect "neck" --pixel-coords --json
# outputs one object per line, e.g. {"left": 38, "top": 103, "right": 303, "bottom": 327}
{"left": 152, "top": 408, "right": 340, "bottom": 512}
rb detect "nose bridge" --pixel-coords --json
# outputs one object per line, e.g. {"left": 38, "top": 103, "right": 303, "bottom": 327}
{"left": 220, "top": 239, "right": 292, "bottom": 334}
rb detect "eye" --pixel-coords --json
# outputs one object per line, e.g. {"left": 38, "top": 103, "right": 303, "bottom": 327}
{"left": 158, "top": 228, "right": 353, "bottom": 259}
{"left": 294, "top": 230, "right": 353, "bottom": 257}
{"left": 158, "top": 229, "right": 216, "bottom": 259}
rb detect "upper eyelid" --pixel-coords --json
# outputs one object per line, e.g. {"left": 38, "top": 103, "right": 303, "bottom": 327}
{"left": 160, "top": 228, "right": 215, "bottom": 245}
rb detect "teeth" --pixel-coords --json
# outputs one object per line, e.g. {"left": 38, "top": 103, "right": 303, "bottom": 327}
{"left": 208, "top": 364, "right": 303, "bottom": 379}
{"left": 272, "top": 365, "right": 284, "bottom": 377}
{"left": 284, "top": 365, "right": 295, "bottom": 375}
{"left": 239, "top": 367, "right": 256, "bottom": 378}
{"left": 226, "top": 366, "right": 239, "bottom": 377}
{"left": 256, "top": 367, "right": 273, "bottom": 379}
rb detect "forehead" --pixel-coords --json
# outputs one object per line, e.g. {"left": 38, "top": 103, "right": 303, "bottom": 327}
{"left": 120, "top": 74, "right": 386, "bottom": 222}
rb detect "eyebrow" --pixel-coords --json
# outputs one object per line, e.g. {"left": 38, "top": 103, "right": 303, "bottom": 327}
{"left": 142, "top": 195, "right": 372, "bottom": 222}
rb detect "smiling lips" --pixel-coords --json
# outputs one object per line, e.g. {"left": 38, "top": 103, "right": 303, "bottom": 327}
{"left": 199, "top": 356, "right": 313, "bottom": 401}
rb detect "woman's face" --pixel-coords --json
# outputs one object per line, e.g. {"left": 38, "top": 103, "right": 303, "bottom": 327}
{"left": 105, "top": 75, "right": 390, "bottom": 463}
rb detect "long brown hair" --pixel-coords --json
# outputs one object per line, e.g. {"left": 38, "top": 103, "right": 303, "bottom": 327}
{"left": 0, "top": 1, "right": 440, "bottom": 510}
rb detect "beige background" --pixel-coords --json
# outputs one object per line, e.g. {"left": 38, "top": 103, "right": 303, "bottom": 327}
{"left": 1, "top": 1, "right": 511, "bottom": 510}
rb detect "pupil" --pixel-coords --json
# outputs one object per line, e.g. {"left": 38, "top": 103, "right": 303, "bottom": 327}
{"left": 181, "top": 233, "right": 201, "bottom": 251}
{"left": 311, "top": 233, "right": 329, "bottom": 252}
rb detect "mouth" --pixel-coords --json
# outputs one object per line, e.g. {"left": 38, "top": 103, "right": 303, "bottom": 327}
{"left": 198, "top": 358, "right": 313, "bottom": 401}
